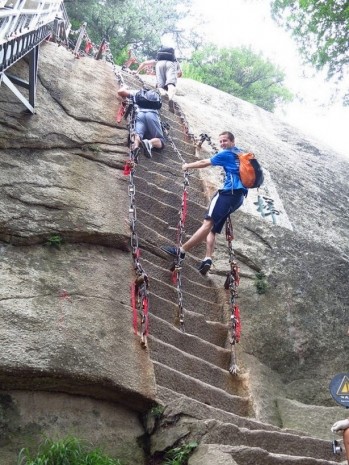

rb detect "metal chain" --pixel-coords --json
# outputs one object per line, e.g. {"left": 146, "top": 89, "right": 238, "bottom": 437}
{"left": 161, "top": 118, "right": 192, "bottom": 332}
{"left": 224, "top": 216, "right": 241, "bottom": 375}
{"left": 196, "top": 133, "right": 219, "bottom": 153}
{"left": 121, "top": 93, "right": 150, "bottom": 347}
{"left": 170, "top": 169, "right": 189, "bottom": 332}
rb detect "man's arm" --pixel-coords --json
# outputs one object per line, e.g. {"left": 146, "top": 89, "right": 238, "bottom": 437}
{"left": 134, "top": 59, "right": 156, "bottom": 74}
{"left": 117, "top": 86, "right": 131, "bottom": 98}
{"left": 177, "top": 61, "right": 183, "bottom": 78}
{"left": 182, "top": 159, "right": 211, "bottom": 171}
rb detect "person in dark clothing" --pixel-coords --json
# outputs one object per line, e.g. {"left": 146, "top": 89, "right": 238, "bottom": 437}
{"left": 117, "top": 86, "right": 164, "bottom": 158}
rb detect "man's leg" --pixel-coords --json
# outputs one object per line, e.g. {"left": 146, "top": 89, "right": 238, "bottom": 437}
{"left": 133, "top": 134, "right": 141, "bottom": 149}
{"left": 149, "top": 138, "right": 163, "bottom": 149}
{"left": 182, "top": 219, "right": 213, "bottom": 252}
{"left": 343, "top": 428, "right": 349, "bottom": 464}
{"left": 167, "top": 83, "right": 176, "bottom": 100}
{"left": 205, "top": 231, "right": 216, "bottom": 258}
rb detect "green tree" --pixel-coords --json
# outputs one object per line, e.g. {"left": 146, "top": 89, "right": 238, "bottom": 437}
{"left": 271, "top": 0, "right": 349, "bottom": 82}
{"left": 64, "top": 0, "right": 194, "bottom": 63}
{"left": 182, "top": 44, "right": 293, "bottom": 112}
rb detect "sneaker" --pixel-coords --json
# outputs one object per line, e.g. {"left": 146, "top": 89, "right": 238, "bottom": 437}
{"left": 161, "top": 245, "right": 185, "bottom": 262}
{"left": 168, "top": 99, "right": 175, "bottom": 113}
{"left": 141, "top": 139, "right": 152, "bottom": 158}
{"left": 197, "top": 258, "right": 212, "bottom": 275}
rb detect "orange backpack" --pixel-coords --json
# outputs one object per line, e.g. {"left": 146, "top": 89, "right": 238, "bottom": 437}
{"left": 237, "top": 152, "right": 264, "bottom": 188}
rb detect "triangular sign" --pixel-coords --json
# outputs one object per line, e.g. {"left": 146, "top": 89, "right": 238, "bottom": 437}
{"left": 336, "top": 375, "right": 349, "bottom": 395}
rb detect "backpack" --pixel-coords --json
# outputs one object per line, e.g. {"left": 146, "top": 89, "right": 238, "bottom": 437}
{"left": 134, "top": 89, "right": 162, "bottom": 110}
{"left": 156, "top": 46, "right": 176, "bottom": 62}
{"left": 237, "top": 152, "right": 264, "bottom": 188}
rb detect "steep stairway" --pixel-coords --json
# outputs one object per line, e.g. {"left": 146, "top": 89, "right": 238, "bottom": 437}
{"left": 118, "top": 72, "right": 343, "bottom": 465}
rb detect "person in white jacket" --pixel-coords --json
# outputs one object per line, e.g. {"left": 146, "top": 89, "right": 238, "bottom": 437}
{"left": 331, "top": 418, "right": 349, "bottom": 463}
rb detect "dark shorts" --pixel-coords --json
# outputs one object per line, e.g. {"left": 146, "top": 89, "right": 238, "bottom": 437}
{"left": 135, "top": 110, "right": 165, "bottom": 147}
{"left": 205, "top": 189, "right": 245, "bottom": 234}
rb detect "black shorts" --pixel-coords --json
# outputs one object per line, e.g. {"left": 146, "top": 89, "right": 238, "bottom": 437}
{"left": 204, "top": 189, "right": 245, "bottom": 234}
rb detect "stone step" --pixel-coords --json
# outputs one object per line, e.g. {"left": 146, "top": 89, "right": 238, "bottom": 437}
{"left": 141, "top": 255, "right": 223, "bottom": 308}
{"left": 149, "top": 336, "right": 245, "bottom": 396}
{"left": 158, "top": 393, "right": 281, "bottom": 432}
{"left": 199, "top": 421, "right": 337, "bottom": 462}
{"left": 189, "top": 444, "right": 342, "bottom": 465}
{"left": 135, "top": 168, "right": 206, "bottom": 195}
{"left": 153, "top": 361, "right": 251, "bottom": 417}
{"left": 136, "top": 182, "right": 206, "bottom": 224}
{"left": 150, "top": 414, "right": 340, "bottom": 463}
{"left": 149, "top": 310, "right": 230, "bottom": 354}
{"left": 136, "top": 190, "right": 204, "bottom": 233}
{"left": 147, "top": 275, "right": 225, "bottom": 323}
{"left": 134, "top": 154, "right": 194, "bottom": 183}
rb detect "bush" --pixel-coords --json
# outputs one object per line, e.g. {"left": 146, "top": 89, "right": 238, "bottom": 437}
{"left": 17, "top": 437, "right": 123, "bottom": 465}
{"left": 255, "top": 271, "right": 268, "bottom": 294}
{"left": 163, "top": 441, "right": 198, "bottom": 465}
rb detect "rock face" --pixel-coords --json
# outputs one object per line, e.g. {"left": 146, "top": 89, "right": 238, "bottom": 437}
{"left": 0, "top": 41, "right": 348, "bottom": 465}
{"left": 0, "top": 42, "right": 156, "bottom": 464}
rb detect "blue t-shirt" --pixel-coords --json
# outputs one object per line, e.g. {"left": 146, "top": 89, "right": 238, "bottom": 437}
{"left": 210, "top": 147, "right": 247, "bottom": 192}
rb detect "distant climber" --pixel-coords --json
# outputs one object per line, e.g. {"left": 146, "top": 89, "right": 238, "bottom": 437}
{"left": 161, "top": 131, "right": 248, "bottom": 275}
{"left": 133, "top": 46, "right": 182, "bottom": 113}
{"left": 117, "top": 86, "right": 165, "bottom": 159}
{"left": 331, "top": 418, "right": 349, "bottom": 464}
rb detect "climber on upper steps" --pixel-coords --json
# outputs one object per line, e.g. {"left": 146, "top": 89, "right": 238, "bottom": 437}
{"left": 133, "top": 46, "right": 182, "bottom": 113}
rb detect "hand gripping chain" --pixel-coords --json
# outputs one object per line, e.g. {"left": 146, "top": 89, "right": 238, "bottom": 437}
{"left": 224, "top": 216, "right": 242, "bottom": 375}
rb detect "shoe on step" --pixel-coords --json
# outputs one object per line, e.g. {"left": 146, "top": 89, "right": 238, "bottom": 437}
{"left": 161, "top": 245, "right": 185, "bottom": 262}
{"left": 197, "top": 258, "right": 212, "bottom": 275}
{"left": 168, "top": 99, "right": 175, "bottom": 113}
{"left": 141, "top": 139, "right": 152, "bottom": 158}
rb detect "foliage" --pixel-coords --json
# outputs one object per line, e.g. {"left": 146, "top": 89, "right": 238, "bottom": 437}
{"left": 255, "top": 271, "right": 268, "bottom": 295}
{"left": 163, "top": 441, "right": 198, "bottom": 465}
{"left": 64, "top": 0, "right": 196, "bottom": 63}
{"left": 47, "top": 234, "right": 63, "bottom": 249}
{"left": 17, "top": 437, "right": 123, "bottom": 465}
{"left": 271, "top": 0, "right": 349, "bottom": 86}
{"left": 182, "top": 44, "right": 293, "bottom": 112}
{"left": 150, "top": 404, "right": 165, "bottom": 419}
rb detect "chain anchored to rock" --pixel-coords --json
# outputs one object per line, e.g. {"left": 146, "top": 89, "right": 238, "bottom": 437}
{"left": 123, "top": 101, "right": 150, "bottom": 347}
{"left": 224, "top": 216, "right": 241, "bottom": 375}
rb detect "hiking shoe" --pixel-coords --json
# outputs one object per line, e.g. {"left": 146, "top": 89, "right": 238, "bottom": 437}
{"left": 168, "top": 99, "right": 175, "bottom": 113}
{"left": 197, "top": 258, "right": 212, "bottom": 275}
{"left": 161, "top": 245, "right": 185, "bottom": 261}
{"left": 141, "top": 139, "right": 152, "bottom": 158}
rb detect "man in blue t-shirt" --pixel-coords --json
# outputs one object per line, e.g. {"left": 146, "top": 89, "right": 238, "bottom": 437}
{"left": 162, "top": 131, "right": 247, "bottom": 275}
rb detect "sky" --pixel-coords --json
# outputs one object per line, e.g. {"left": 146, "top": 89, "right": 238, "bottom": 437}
{"left": 184, "top": 0, "right": 349, "bottom": 158}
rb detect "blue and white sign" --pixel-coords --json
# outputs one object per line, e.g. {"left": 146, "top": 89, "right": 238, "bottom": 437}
{"left": 329, "top": 373, "right": 349, "bottom": 408}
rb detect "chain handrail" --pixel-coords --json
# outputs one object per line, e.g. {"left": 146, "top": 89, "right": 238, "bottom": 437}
{"left": 121, "top": 94, "right": 151, "bottom": 347}
{"left": 169, "top": 169, "right": 189, "bottom": 332}
{"left": 224, "top": 216, "right": 241, "bottom": 374}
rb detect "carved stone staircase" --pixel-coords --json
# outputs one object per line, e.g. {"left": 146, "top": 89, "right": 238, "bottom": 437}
{"left": 119, "top": 72, "right": 343, "bottom": 465}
